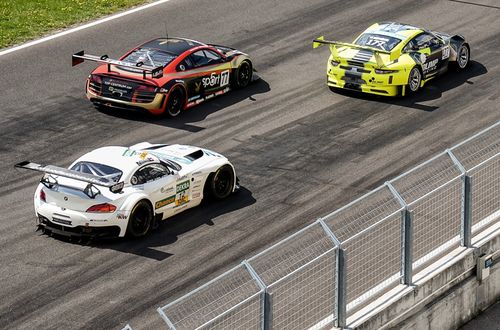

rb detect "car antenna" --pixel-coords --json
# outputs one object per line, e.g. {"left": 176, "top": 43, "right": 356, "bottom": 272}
{"left": 164, "top": 21, "right": 168, "bottom": 40}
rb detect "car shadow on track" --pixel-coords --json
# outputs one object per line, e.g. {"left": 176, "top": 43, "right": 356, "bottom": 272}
{"left": 83, "top": 186, "right": 256, "bottom": 261}
{"left": 98, "top": 78, "right": 271, "bottom": 132}
{"left": 330, "top": 60, "right": 487, "bottom": 112}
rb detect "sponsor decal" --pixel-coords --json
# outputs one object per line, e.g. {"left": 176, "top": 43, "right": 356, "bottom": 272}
{"left": 104, "top": 80, "right": 132, "bottom": 90}
{"left": 136, "top": 157, "right": 155, "bottom": 165}
{"left": 122, "top": 149, "right": 137, "bottom": 157}
{"left": 175, "top": 180, "right": 190, "bottom": 206}
{"left": 188, "top": 95, "right": 201, "bottom": 102}
{"left": 52, "top": 217, "right": 72, "bottom": 225}
{"left": 202, "top": 70, "right": 230, "bottom": 88}
{"left": 139, "top": 151, "right": 148, "bottom": 160}
{"left": 155, "top": 195, "right": 175, "bottom": 209}
{"left": 116, "top": 213, "right": 127, "bottom": 220}
{"left": 422, "top": 58, "right": 439, "bottom": 73}
{"left": 161, "top": 186, "right": 174, "bottom": 194}
{"left": 194, "top": 81, "right": 202, "bottom": 93}
{"left": 89, "top": 219, "right": 107, "bottom": 222}
{"left": 192, "top": 192, "right": 201, "bottom": 198}
{"left": 419, "top": 53, "right": 427, "bottom": 63}
{"left": 160, "top": 88, "right": 169, "bottom": 93}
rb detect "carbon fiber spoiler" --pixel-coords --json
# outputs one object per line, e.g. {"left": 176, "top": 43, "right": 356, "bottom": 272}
{"left": 313, "top": 36, "right": 398, "bottom": 67}
{"left": 15, "top": 161, "right": 124, "bottom": 195}
{"left": 72, "top": 50, "right": 163, "bottom": 79}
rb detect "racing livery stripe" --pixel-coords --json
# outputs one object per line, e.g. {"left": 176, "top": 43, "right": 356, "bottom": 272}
{"left": 352, "top": 49, "right": 373, "bottom": 63}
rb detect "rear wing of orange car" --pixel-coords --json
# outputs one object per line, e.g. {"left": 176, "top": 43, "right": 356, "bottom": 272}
{"left": 15, "top": 161, "right": 124, "bottom": 198}
{"left": 313, "top": 36, "right": 398, "bottom": 67}
{"left": 72, "top": 50, "right": 163, "bottom": 79}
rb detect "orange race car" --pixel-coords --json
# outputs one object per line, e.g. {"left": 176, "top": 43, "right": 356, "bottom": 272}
{"left": 72, "top": 37, "right": 256, "bottom": 116}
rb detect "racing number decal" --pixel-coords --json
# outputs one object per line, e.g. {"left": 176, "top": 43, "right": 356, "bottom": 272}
{"left": 442, "top": 46, "right": 450, "bottom": 60}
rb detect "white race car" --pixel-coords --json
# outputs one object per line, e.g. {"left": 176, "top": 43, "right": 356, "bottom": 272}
{"left": 16, "top": 143, "right": 238, "bottom": 238}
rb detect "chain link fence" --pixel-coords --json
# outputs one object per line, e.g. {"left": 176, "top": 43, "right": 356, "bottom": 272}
{"left": 155, "top": 122, "right": 500, "bottom": 330}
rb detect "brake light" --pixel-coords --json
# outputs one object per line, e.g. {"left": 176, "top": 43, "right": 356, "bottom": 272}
{"left": 39, "top": 189, "right": 46, "bottom": 202}
{"left": 86, "top": 203, "right": 116, "bottom": 213}
{"left": 374, "top": 69, "right": 398, "bottom": 74}
{"left": 136, "top": 84, "right": 156, "bottom": 93}
{"left": 90, "top": 74, "right": 102, "bottom": 84}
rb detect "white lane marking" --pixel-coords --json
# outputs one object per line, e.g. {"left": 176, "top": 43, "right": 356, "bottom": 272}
{"left": 0, "top": 0, "right": 173, "bottom": 57}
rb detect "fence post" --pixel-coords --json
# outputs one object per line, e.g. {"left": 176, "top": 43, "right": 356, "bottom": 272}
{"left": 446, "top": 149, "right": 472, "bottom": 248}
{"left": 402, "top": 209, "right": 413, "bottom": 285}
{"left": 318, "top": 219, "right": 346, "bottom": 328}
{"left": 462, "top": 175, "right": 472, "bottom": 247}
{"left": 243, "top": 261, "right": 271, "bottom": 330}
{"left": 386, "top": 182, "right": 413, "bottom": 285}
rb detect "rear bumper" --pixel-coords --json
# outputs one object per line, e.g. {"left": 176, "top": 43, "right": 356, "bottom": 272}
{"left": 38, "top": 214, "right": 120, "bottom": 238}
{"left": 86, "top": 81, "right": 166, "bottom": 115}
{"left": 327, "top": 75, "right": 401, "bottom": 97}
{"left": 35, "top": 201, "right": 128, "bottom": 237}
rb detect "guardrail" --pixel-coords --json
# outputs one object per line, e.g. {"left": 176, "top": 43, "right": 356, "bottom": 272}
{"left": 153, "top": 121, "right": 499, "bottom": 329}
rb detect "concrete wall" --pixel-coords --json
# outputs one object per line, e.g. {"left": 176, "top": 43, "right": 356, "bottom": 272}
{"left": 348, "top": 225, "right": 500, "bottom": 330}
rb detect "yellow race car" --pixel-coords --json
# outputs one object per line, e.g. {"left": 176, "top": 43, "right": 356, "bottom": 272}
{"left": 313, "top": 22, "right": 470, "bottom": 96}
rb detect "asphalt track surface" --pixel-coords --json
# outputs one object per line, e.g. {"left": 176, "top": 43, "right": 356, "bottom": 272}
{"left": 0, "top": 0, "right": 499, "bottom": 329}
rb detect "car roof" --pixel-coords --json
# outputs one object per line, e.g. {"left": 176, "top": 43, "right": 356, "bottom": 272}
{"left": 140, "top": 37, "right": 205, "bottom": 55}
{"left": 75, "top": 146, "right": 159, "bottom": 176}
{"left": 364, "top": 22, "right": 424, "bottom": 40}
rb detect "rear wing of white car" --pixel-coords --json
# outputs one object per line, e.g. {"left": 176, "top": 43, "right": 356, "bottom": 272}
{"left": 313, "top": 36, "right": 398, "bottom": 67}
{"left": 15, "top": 161, "right": 124, "bottom": 197}
{"left": 72, "top": 50, "right": 163, "bottom": 79}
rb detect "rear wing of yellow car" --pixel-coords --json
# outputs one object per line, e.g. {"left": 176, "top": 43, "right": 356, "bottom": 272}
{"left": 313, "top": 36, "right": 398, "bottom": 67}
{"left": 72, "top": 50, "right": 163, "bottom": 79}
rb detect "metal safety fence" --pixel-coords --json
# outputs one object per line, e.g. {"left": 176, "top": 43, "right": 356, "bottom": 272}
{"left": 156, "top": 122, "right": 500, "bottom": 330}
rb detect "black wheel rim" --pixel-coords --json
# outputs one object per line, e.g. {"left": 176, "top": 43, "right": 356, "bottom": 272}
{"left": 167, "top": 89, "right": 183, "bottom": 116}
{"left": 238, "top": 63, "right": 251, "bottom": 87}
{"left": 214, "top": 170, "right": 232, "bottom": 197}
{"left": 131, "top": 205, "right": 150, "bottom": 235}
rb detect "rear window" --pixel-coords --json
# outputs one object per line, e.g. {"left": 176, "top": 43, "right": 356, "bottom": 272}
{"left": 71, "top": 162, "right": 122, "bottom": 182}
{"left": 121, "top": 48, "right": 177, "bottom": 68}
{"left": 355, "top": 33, "right": 402, "bottom": 51}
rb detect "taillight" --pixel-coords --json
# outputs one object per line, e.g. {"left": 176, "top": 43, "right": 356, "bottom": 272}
{"left": 132, "top": 84, "right": 157, "bottom": 103}
{"left": 88, "top": 74, "right": 103, "bottom": 95}
{"left": 90, "top": 74, "right": 102, "bottom": 84}
{"left": 39, "top": 189, "right": 46, "bottom": 202}
{"left": 86, "top": 203, "right": 116, "bottom": 213}
{"left": 136, "top": 84, "right": 156, "bottom": 93}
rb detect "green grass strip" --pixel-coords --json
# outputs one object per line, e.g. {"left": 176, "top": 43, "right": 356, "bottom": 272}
{"left": 0, "top": 0, "right": 151, "bottom": 49}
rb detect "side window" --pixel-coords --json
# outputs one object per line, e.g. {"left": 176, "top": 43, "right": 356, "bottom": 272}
{"left": 204, "top": 50, "right": 224, "bottom": 64}
{"left": 403, "top": 39, "right": 417, "bottom": 53}
{"left": 177, "top": 56, "right": 194, "bottom": 72}
{"left": 190, "top": 50, "right": 209, "bottom": 68}
{"left": 131, "top": 163, "right": 169, "bottom": 185}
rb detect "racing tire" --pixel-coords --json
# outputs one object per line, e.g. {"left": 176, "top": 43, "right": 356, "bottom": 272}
{"left": 165, "top": 87, "right": 185, "bottom": 117}
{"left": 455, "top": 43, "right": 470, "bottom": 70}
{"left": 233, "top": 61, "right": 252, "bottom": 89}
{"left": 407, "top": 67, "right": 422, "bottom": 93}
{"left": 126, "top": 200, "right": 153, "bottom": 238}
{"left": 204, "top": 165, "right": 235, "bottom": 200}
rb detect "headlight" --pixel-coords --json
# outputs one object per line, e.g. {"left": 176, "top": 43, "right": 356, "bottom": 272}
{"left": 375, "top": 69, "right": 398, "bottom": 74}
{"left": 330, "top": 60, "right": 340, "bottom": 66}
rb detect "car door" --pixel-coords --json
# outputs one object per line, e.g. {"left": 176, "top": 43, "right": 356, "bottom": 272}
{"left": 130, "top": 163, "right": 176, "bottom": 217}
{"left": 188, "top": 49, "right": 232, "bottom": 96}
{"left": 409, "top": 32, "right": 446, "bottom": 78}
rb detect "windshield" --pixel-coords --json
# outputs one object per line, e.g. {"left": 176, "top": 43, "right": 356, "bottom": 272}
{"left": 355, "top": 33, "right": 402, "bottom": 51}
{"left": 121, "top": 48, "right": 177, "bottom": 68}
{"left": 71, "top": 161, "right": 122, "bottom": 182}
